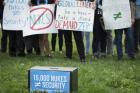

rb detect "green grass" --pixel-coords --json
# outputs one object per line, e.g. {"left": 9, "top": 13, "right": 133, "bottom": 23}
{"left": 0, "top": 31, "right": 140, "bottom": 93}
{"left": 0, "top": 51, "right": 140, "bottom": 93}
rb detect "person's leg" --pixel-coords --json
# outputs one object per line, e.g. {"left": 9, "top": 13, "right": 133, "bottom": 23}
{"left": 92, "top": 14, "right": 101, "bottom": 57}
{"left": 9, "top": 31, "right": 17, "bottom": 56}
{"left": 16, "top": 31, "right": 25, "bottom": 56}
{"left": 64, "top": 30, "right": 72, "bottom": 59}
{"left": 100, "top": 29, "right": 107, "bottom": 57}
{"left": 73, "top": 31, "right": 85, "bottom": 62}
{"left": 39, "top": 35, "right": 45, "bottom": 56}
{"left": 33, "top": 35, "right": 40, "bottom": 55}
{"left": 114, "top": 29, "right": 123, "bottom": 59}
{"left": 1, "top": 29, "right": 8, "bottom": 53}
{"left": 24, "top": 36, "right": 33, "bottom": 54}
{"left": 58, "top": 30, "right": 64, "bottom": 52}
{"left": 106, "top": 30, "right": 113, "bottom": 55}
{"left": 51, "top": 33, "right": 57, "bottom": 51}
{"left": 44, "top": 34, "right": 51, "bottom": 57}
{"left": 85, "top": 32, "right": 90, "bottom": 55}
{"left": 133, "top": 19, "right": 140, "bottom": 53}
{"left": 125, "top": 28, "right": 135, "bottom": 59}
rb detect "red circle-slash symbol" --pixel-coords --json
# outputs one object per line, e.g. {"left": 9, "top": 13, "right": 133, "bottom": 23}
{"left": 30, "top": 7, "right": 53, "bottom": 30}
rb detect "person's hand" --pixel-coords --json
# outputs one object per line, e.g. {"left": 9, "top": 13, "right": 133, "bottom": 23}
{"left": 91, "top": 1, "right": 96, "bottom": 9}
{"left": 55, "top": 0, "right": 60, "bottom": 4}
{"left": 131, "top": 18, "right": 135, "bottom": 26}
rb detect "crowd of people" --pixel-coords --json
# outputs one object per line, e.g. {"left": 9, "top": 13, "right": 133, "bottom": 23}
{"left": 0, "top": 0, "right": 140, "bottom": 63}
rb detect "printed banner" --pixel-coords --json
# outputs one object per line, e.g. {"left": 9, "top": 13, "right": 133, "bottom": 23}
{"left": 103, "top": 0, "right": 131, "bottom": 30}
{"left": 30, "top": 70, "right": 70, "bottom": 93}
{"left": 23, "top": 4, "right": 58, "bottom": 36}
{"left": 3, "top": 0, "right": 29, "bottom": 30}
{"left": 55, "top": 0, "right": 95, "bottom": 32}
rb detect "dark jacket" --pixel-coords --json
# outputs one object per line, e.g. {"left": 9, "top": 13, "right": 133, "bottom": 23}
{"left": 31, "top": 0, "right": 55, "bottom": 5}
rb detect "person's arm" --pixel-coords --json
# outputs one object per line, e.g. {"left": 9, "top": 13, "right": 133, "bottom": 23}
{"left": 130, "top": 1, "right": 136, "bottom": 25}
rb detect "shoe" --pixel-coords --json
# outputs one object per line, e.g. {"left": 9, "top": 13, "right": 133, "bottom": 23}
{"left": 1, "top": 49, "right": 6, "bottom": 53}
{"left": 100, "top": 53, "right": 106, "bottom": 58}
{"left": 46, "top": 54, "right": 52, "bottom": 58}
{"left": 51, "top": 51, "right": 55, "bottom": 54}
{"left": 129, "top": 56, "right": 135, "bottom": 60}
{"left": 64, "top": 56, "right": 72, "bottom": 59}
{"left": 27, "top": 49, "right": 32, "bottom": 55}
{"left": 17, "top": 52, "right": 25, "bottom": 57}
{"left": 9, "top": 52, "right": 16, "bottom": 57}
{"left": 59, "top": 51, "right": 63, "bottom": 54}
{"left": 80, "top": 59, "right": 86, "bottom": 63}
{"left": 118, "top": 56, "right": 122, "bottom": 60}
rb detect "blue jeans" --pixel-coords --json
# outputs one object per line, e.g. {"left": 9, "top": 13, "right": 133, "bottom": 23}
{"left": 115, "top": 28, "right": 135, "bottom": 57}
{"left": 82, "top": 32, "right": 90, "bottom": 54}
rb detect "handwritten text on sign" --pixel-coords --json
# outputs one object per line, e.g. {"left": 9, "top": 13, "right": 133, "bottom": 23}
{"left": 30, "top": 70, "right": 70, "bottom": 93}
{"left": 103, "top": 0, "right": 131, "bottom": 30}
{"left": 23, "top": 5, "right": 58, "bottom": 36}
{"left": 3, "top": 0, "right": 29, "bottom": 30}
{"left": 56, "top": 0, "right": 95, "bottom": 32}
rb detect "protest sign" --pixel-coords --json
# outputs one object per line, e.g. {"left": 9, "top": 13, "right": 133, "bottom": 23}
{"left": 23, "top": 4, "right": 57, "bottom": 36}
{"left": 3, "top": 0, "right": 29, "bottom": 30}
{"left": 56, "top": 0, "right": 95, "bottom": 32}
{"left": 102, "top": 0, "right": 131, "bottom": 30}
{"left": 29, "top": 66, "right": 78, "bottom": 93}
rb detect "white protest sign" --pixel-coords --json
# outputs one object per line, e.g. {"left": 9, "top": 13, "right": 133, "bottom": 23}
{"left": 3, "top": 0, "right": 29, "bottom": 30}
{"left": 55, "top": 0, "right": 95, "bottom": 32}
{"left": 103, "top": 0, "right": 131, "bottom": 30}
{"left": 23, "top": 4, "right": 58, "bottom": 36}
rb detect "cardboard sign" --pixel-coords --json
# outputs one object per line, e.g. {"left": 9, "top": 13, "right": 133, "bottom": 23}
{"left": 23, "top": 4, "right": 58, "bottom": 36}
{"left": 103, "top": 0, "right": 131, "bottom": 30}
{"left": 56, "top": 0, "right": 95, "bottom": 32}
{"left": 3, "top": 0, "right": 29, "bottom": 30}
{"left": 29, "top": 66, "right": 78, "bottom": 93}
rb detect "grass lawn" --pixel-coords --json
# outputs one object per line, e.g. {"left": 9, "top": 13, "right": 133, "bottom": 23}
{"left": 0, "top": 31, "right": 140, "bottom": 93}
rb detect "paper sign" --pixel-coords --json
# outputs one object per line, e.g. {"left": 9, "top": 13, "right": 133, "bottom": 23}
{"left": 56, "top": 0, "right": 95, "bottom": 32}
{"left": 103, "top": 0, "right": 131, "bottom": 30}
{"left": 3, "top": 0, "right": 29, "bottom": 30}
{"left": 23, "top": 4, "right": 58, "bottom": 36}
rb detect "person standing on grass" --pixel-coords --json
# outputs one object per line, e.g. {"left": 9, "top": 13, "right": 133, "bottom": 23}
{"left": 133, "top": 0, "right": 140, "bottom": 54}
{"left": 24, "top": 0, "right": 41, "bottom": 55}
{"left": 51, "top": 0, "right": 64, "bottom": 54}
{"left": 2, "top": 0, "right": 31, "bottom": 57}
{"left": 51, "top": 30, "right": 64, "bottom": 54}
{"left": 114, "top": 0, "right": 136, "bottom": 60}
{"left": 0, "top": 0, "right": 9, "bottom": 53}
{"left": 92, "top": 0, "right": 107, "bottom": 59}
{"left": 37, "top": 0, "right": 54, "bottom": 57}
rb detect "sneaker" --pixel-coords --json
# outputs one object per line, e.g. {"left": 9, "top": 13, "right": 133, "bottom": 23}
{"left": 118, "top": 56, "right": 122, "bottom": 60}
{"left": 129, "top": 56, "right": 135, "bottom": 60}
{"left": 47, "top": 54, "right": 52, "bottom": 58}
{"left": 9, "top": 52, "right": 17, "bottom": 57}
{"left": 64, "top": 56, "right": 72, "bottom": 59}
{"left": 59, "top": 51, "right": 63, "bottom": 54}
{"left": 80, "top": 59, "right": 86, "bottom": 63}
{"left": 51, "top": 51, "right": 55, "bottom": 54}
{"left": 17, "top": 52, "right": 25, "bottom": 57}
{"left": 100, "top": 53, "right": 106, "bottom": 58}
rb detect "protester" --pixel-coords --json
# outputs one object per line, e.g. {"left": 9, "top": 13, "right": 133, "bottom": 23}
{"left": 92, "top": 0, "right": 107, "bottom": 58}
{"left": 0, "top": 0, "right": 9, "bottom": 53}
{"left": 106, "top": 30, "right": 113, "bottom": 56}
{"left": 51, "top": 30, "right": 64, "bottom": 54}
{"left": 82, "top": 32, "right": 91, "bottom": 56}
{"left": 38, "top": 0, "right": 55, "bottom": 57}
{"left": 134, "top": 0, "right": 140, "bottom": 54}
{"left": 114, "top": 0, "right": 136, "bottom": 60}
{"left": 24, "top": 0, "right": 40, "bottom": 55}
